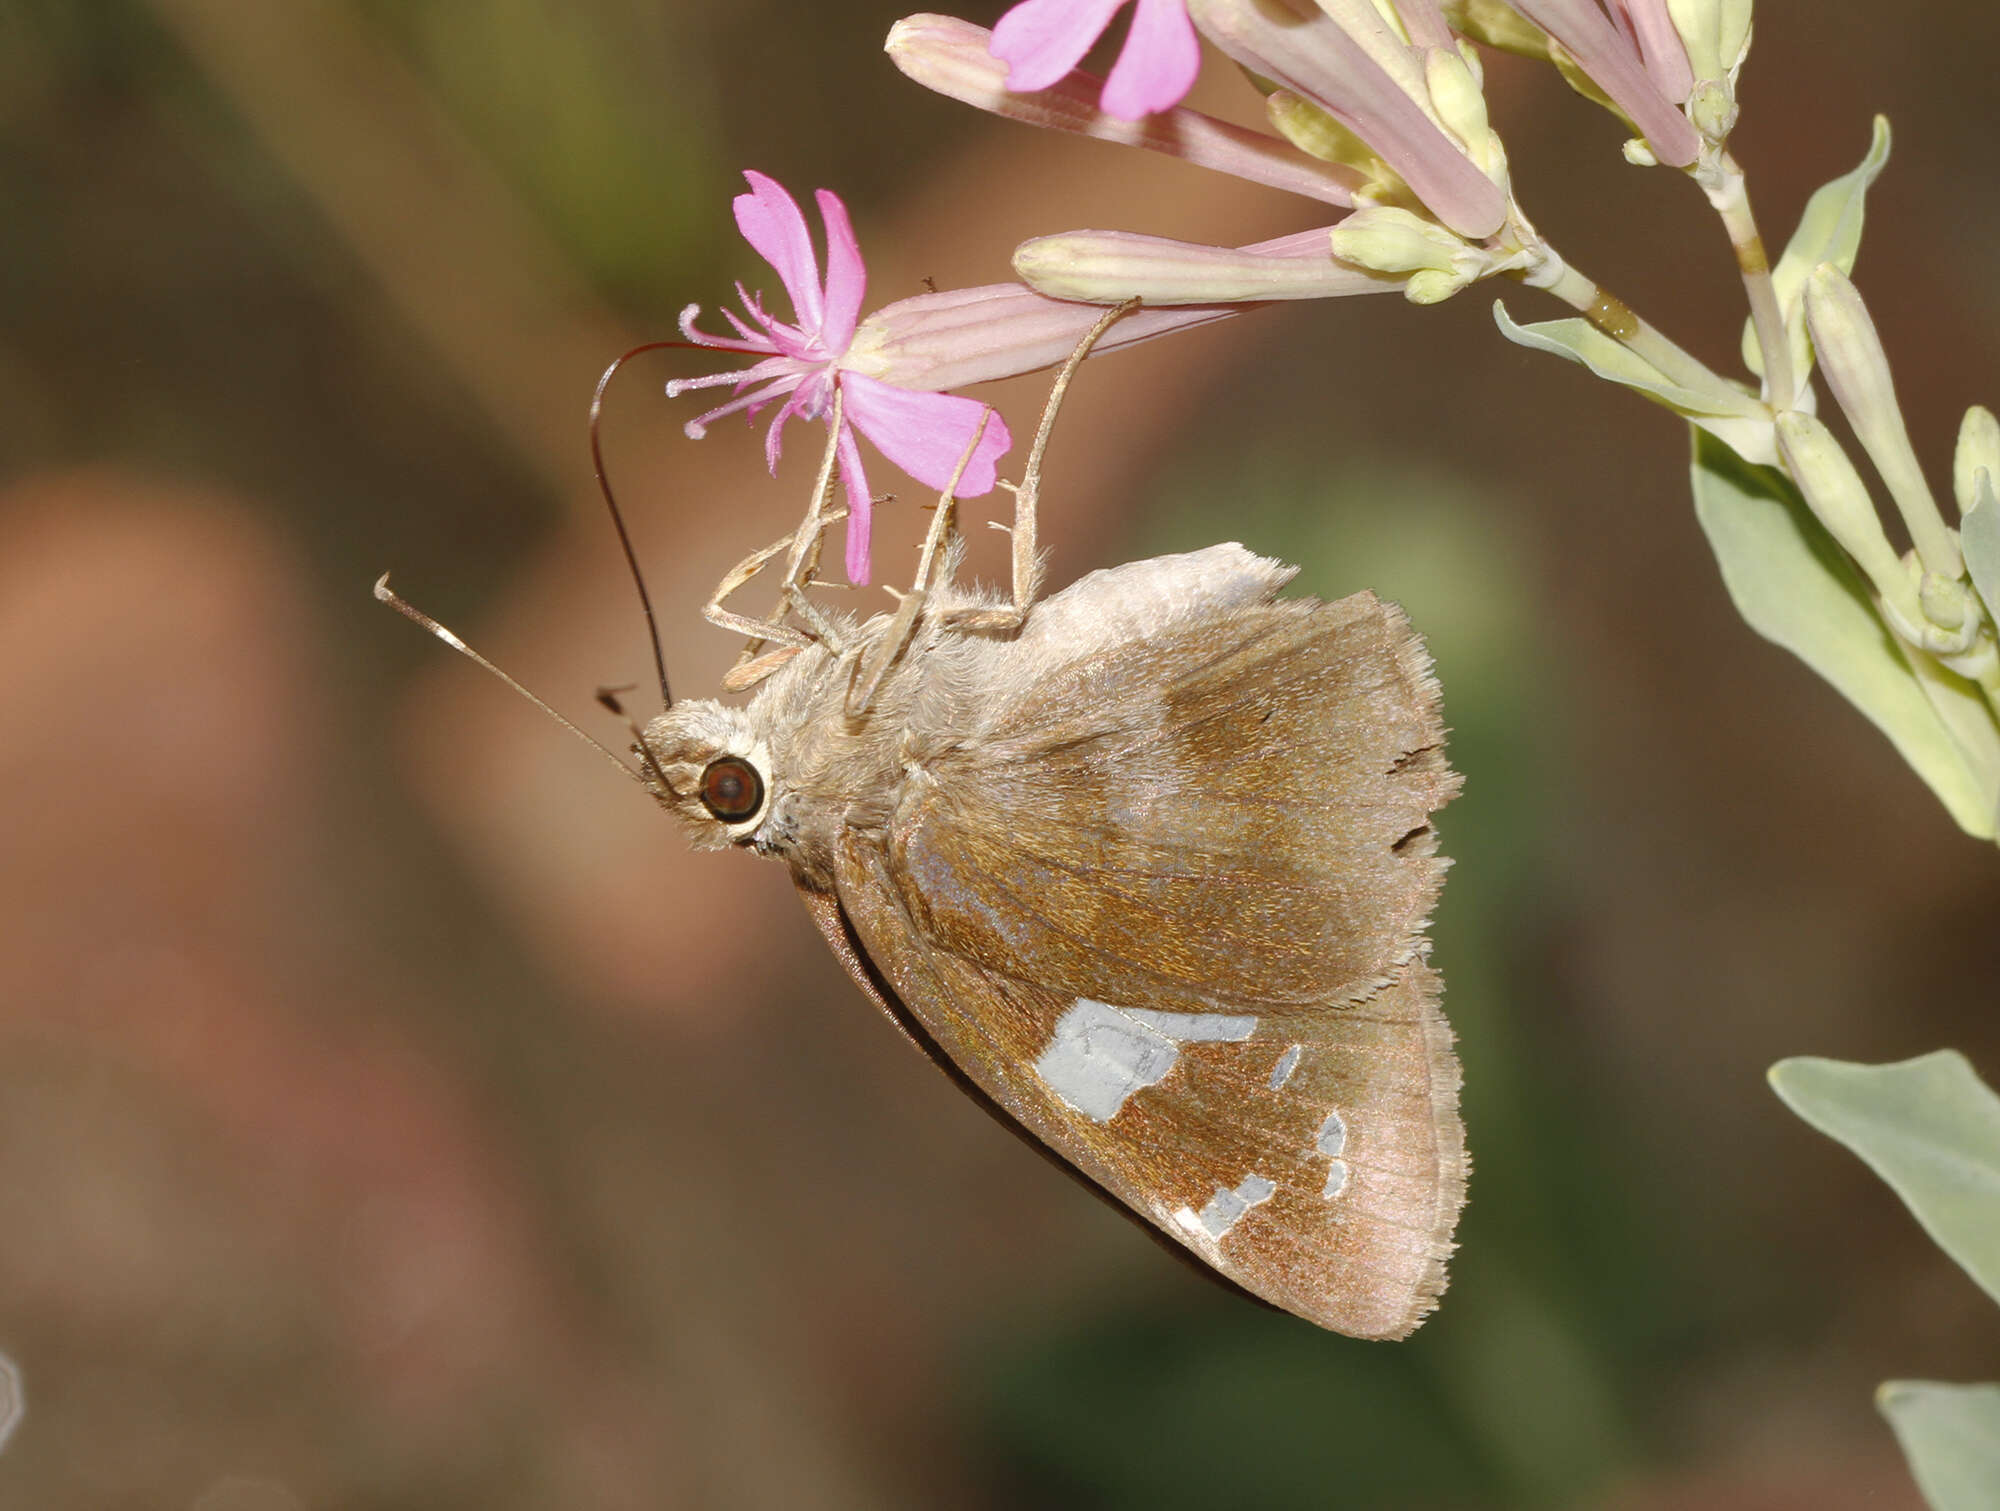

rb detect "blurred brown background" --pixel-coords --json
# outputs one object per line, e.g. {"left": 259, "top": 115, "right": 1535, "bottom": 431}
{"left": 4, "top": 1, "right": 1999, "bottom": 1506}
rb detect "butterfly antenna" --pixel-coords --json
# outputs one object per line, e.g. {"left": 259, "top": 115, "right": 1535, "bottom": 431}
{"left": 374, "top": 574, "right": 650, "bottom": 789}
{"left": 590, "top": 340, "right": 681, "bottom": 709}
{"left": 595, "top": 685, "right": 673, "bottom": 791}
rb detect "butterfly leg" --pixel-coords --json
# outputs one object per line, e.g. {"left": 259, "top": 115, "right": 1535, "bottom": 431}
{"left": 705, "top": 400, "right": 854, "bottom": 690}
{"left": 845, "top": 407, "right": 995, "bottom": 716}
{"left": 943, "top": 298, "right": 1141, "bottom": 633}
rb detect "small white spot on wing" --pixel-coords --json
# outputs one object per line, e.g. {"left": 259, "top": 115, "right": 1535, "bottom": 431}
{"left": 1035, "top": 1000, "right": 1259, "bottom": 1121}
{"left": 1316, "top": 1107, "right": 1347, "bottom": 1158}
{"left": 1269, "top": 1043, "right": 1302, "bottom": 1089}
{"left": 1315, "top": 1108, "right": 1350, "bottom": 1199}
{"left": 1173, "top": 1173, "right": 1277, "bottom": 1241}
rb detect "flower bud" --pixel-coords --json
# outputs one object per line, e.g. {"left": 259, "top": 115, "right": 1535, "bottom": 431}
{"left": 1954, "top": 405, "right": 2000, "bottom": 520}
{"left": 1425, "top": 45, "right": 1504, "bottom": 184}
{"left": 1665, "top": 0, "right": 1754, "bottom": 85}
{"left": 1805, "top": 264, "right": 1963, "bottom": 579}
{"left": 1774, "top": 409, "right": 1915, "bottom": 617}
{"left": 1687, "top": 79, "right": 1737, "bottom": 142}
{"left": 1328, "top": 207, "right": 1484, "bottom": 304}
{"left": 1014, "top": 228, "right": 1383, "bottom": 304}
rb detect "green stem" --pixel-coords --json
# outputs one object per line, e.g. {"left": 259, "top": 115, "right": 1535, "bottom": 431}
{"left": 1704, "top": 152, "right": 1796, "bottom": 409}
{"left": 1538, "top": 260, "right": 1761, "bottom": 415}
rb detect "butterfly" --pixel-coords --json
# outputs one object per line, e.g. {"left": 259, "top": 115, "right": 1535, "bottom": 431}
{"left": 381, "top": 314, "right": 1466, "bottom": 1339}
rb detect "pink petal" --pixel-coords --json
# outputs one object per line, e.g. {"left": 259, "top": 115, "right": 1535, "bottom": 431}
{"left": 1190, "top": 0, "right": 1507, "bottom": 239}
{"left": 1100, "top": 0, "right": 1200, "bottom": 120}
{"left": 733, "top": 171, "right": 825, "bottom": 336}
{"left": 1608, "top": 0, "right": 1694, "bottom": 103}
{"left": 991, "top": 0, "right": 1129, "bottom": 94}
{"left": 888, "top": 14, "right": 1355, "bottom": 206}
{"left": 839, "top": 374, "right": 1012, "bottom": 499}
{"left": 814, "top": 188, "right": 867, "bottom": 353}
{"left": 1392, "top": 0, "right": 1454, "bottom": 50}
{"left": 1505, "top": 0, "right": 1698, "bottom": 164}
{"left": 834, "top": 425, "right": 873, "bottom": 584}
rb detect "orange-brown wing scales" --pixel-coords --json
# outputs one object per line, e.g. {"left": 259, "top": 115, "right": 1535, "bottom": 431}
{"left": 892, "top": 593, "right": 1456, "bottom": 1014}
{"left": 835, "top": 835, "right": 1464, "bottom": 1340}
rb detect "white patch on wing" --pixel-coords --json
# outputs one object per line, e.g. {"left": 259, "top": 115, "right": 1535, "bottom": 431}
{"left": 1269, "top": 1044, "right": 1303, "bottom": 1089}
{"left": 1124, "top": 1008, "right": 1258, "bottom": 1043}
{"left": 0, "top": 1350, "right": 19, "bottom": 1453}
{"left": 1034, "top": 999, "right": 1258, "bottom": 1121}
{"left": 1173, "top": 1173, "right": 1277, "bottom": 1241}
{"left": 1316, "top": 1108, "right": 1350, "bottom": 1199}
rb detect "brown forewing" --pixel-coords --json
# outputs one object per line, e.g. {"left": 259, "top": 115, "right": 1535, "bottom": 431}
{"left": 890, "top": 592, "right": 1459, "bottom": 1014}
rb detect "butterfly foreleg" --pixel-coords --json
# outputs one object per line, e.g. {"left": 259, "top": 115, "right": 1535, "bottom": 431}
{"left": 704, "top": 532, "right": 818, "bottom": 648}
{"left": 846, "top": 406, "right": 994, "bottom": 717}
{"left": 708, "top": 398, "right": 856, "bottom": 691}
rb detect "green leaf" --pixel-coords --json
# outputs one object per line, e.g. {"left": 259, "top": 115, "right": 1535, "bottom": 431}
{"left": 1962, "top": 494, "right": 2000, "bottom": 631}
{"left": 1769, "top": 1052, "right": 2000, "bottom": 1304}
{"left": 1743, "top": 116, "right": 1892, "bottom": 385}
{"left": 1692, "top": 432, "right": 1997, "bottom": 836}
{"left": 1879, "top": 1382, "right": 2000, "bottom": 1511}
{"left": 1494, "top": 303, "right": 1775, "bottom": 464}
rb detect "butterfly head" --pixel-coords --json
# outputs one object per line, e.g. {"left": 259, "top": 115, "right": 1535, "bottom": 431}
{"left": 637, "top": 700, "right": 775, "bottom": 851}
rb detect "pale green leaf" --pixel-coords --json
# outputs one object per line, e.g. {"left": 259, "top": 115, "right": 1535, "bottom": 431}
{"left": 1962, "top": 495, "right": 2000, "bottom": 629}
{"left": 1879, "top": 1382, "right": 2000, "bottom": 1511}
{"left": 1692, "top": 433, "right": 1996, "bottom": 835}
{"left": 1769, "top": 1052, "right": 2000, "bottom": 1304}
{"left": 1743, "top": 116, "right": 1891, "bottom": 384}
{"left": 1494, "top": 304, "right": 1776, "bottom": 464}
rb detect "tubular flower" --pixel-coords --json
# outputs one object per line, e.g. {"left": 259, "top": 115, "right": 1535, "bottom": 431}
{"left": 1501, "top": 1, "right": 1703, "bottom": 163}
{"left": 1185, "top": 0, "right": 1509, "bottom": 240}
{"left": 668, "top": 170, "right": 1011, "bottom": 584}
{"left": 989, "top": 0, "right": 1201, "bottom": 121}
{"left": 895, "top": 6, "right": 1541, "bottom": 311}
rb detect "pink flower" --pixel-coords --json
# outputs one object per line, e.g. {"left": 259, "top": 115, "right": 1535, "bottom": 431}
{"left": 990, "top": 0, "right": 1201, "bottom": 121}
{"left": 1503, "top": 0, "right": 1699, "bottom": 165}
{"left": 668, "top": 170, "right": 1010, "bottom": 584}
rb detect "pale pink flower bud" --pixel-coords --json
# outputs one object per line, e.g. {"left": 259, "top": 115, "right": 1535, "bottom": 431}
{"left": 1013, "top": 227, "right": 1390, "bottom": 304}
{"left": 886, "top": 14, "right": 1358, "bottom": 206}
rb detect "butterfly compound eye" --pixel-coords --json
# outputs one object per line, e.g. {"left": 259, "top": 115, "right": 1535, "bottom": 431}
{"left": 698, "top": 756, "right": 763, "bottom": 823}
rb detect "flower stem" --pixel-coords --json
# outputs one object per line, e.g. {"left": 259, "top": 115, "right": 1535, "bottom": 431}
{"left": 1539, "top": 259, "right": 1758, "bottom": 413}
{"left": 1704, "top": 152, "right": 1796, "bottom": 409}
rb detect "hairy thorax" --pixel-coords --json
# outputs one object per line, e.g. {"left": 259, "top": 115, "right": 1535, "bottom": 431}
{"left": 638, "top": 604, "right": 990, "bottom": 889}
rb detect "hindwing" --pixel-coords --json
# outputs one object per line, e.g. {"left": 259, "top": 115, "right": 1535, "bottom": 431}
{"left": 822, "top": 839, "right": 1464, "bottom": 1340}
